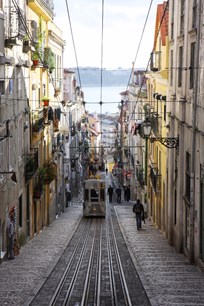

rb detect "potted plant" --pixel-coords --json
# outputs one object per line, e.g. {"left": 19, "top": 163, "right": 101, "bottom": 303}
{"left": 32, "top": 51, "right": 39, "bottom": 66}
{"left": 38, "top": 161, "right": 57, "bottom": 185}
{"left": 42, "top": 96, "right": 50, "bottom": 107}
{"left": 43, "top": 47, "right": 55, "bottom": 73}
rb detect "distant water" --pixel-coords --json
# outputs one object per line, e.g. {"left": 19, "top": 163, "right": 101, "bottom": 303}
{"left": 83, "top": 86, "right": 127, "bottom": 114}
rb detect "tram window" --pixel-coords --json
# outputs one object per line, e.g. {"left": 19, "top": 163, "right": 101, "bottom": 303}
{"left": 100, "top": 189, "right": 105, "bottom": 200}
{"left": 84, "top": 189, "right": 89, "bottom": 201}
{"left": 91, "top": 188, "right": 99, "bottom": 202}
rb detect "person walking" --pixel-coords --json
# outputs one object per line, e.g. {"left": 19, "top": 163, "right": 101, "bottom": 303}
{"left": 115, "top": 186, "right": 122, "bottom": 203}
{"left": 126, "top": 185, "right": 131, "bottom": 202}
{"left": 107, "top": 185, "right": 113, "bottom": 203}
{"left": 124, "top": 185, "right": 127, "bottom": 202}
{"left": 7, "top": 210, "right": 15, "bottom": 260}
{"left": 133, "top": 199, "right": 144, "bottom": 230}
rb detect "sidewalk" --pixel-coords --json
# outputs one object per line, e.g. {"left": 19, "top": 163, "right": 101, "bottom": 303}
{"left": 0, "top": 203, "right": 204, "bottom": 306}
{"left": 116, "top": 205, "right": 204, "bottom": 306}
{"left": 0, "top": 205, "right": 82, "bottom": 306}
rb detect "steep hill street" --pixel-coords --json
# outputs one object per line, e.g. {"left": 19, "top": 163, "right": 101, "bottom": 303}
{"left": 0, "top": 191, "right": 204, "bottom": 306}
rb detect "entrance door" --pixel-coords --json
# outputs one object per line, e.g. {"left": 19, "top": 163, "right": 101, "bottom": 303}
{"left": 26, "top": 185, "right": 30, "bottom": 238}
{"left": 200, "top": 165, "right": 204, "bottom": 261}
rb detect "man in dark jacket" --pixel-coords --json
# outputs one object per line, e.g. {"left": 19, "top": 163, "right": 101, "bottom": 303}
{"left": 107, "top": 185, "right": 113, "bottom": 203}
{"left": 115, "top": 186, "right": 122, "bottom": 203}
{"left": 133, "top": 199, "right": 144, "bottom": 230}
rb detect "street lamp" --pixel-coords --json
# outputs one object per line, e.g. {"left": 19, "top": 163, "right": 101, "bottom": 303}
{"left": 142, "top": 118, "right": 152, "bottom": 138}
{"left": 142, "top": 118, "right": 179, "bottom": 149}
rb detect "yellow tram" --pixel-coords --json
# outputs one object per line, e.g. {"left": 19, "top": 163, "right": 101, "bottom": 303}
{"left": 83, "top": 178, "right": 106, "bottom": 217}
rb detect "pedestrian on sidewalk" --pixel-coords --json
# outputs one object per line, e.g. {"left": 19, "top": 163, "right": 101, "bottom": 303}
{"left": 133, "top": 199, "right": 144, "bottom": 230}
{"left": 107, "top": 185, "right": 113, "bottom": 203}
{"left": 65, "top": 183, "right": 71, "bottom": 207}
{"left": 124, "top": 185, "right": 127, "bottom": 202}
{"left": 7, "top": 209, "right": 15, "bottom": 260}
{"left": 115, "top": 186, "right": 122, "bottom": 203}
{"left": 126, "top": 185, "right": 131, "bottom": 202}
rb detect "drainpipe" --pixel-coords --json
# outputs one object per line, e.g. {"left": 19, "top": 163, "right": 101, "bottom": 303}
{"left": 190, "top": 0, "right": 201, "bottom": 263}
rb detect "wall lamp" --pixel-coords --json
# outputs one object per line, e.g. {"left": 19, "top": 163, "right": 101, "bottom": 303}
{"left": 0, "top": 171, "right": 17, "bottom": 183}
{"left": 141, "top": 118, "right": 179, "bottom": 149}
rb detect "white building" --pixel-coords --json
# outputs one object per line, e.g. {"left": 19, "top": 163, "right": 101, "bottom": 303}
{"left": 168, "top": 0, "right": 204, "bottom": 266}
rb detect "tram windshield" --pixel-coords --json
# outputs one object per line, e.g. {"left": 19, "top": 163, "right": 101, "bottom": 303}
{"left": 91, "top": 188, "right": 99, "bottom": 202}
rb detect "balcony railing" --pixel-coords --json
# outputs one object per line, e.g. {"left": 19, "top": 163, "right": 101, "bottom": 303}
{"left": 136, "top": 168, "right": 145, "bottom": 188}
{"left": 25, "top": 149, "right": 39, "bottom": 182}
{"left": 27, "top": 0, "right": 54, "bottom": 20}
{"left": 150, "top": 51, "right": 161, "bottom": 72}
{"left": 5, "top": 6, "right": 26, "bottom": 44}
{"left": 149, "top": 164, "right": 161, "bottom": 193}
{"left": 149, "top": 113, "right": 162, "bottom": 136}
{"left": 32, "top": 109, "right": 44, "bottom": 133}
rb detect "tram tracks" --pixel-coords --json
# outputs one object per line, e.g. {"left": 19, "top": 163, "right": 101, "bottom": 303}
{"left": 30, "top": 206, "right": 151, "bottom": 306}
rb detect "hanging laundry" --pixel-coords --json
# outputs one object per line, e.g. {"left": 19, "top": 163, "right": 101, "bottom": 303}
{"left": 48, "top": 107, "right": 53, "bottom": 121}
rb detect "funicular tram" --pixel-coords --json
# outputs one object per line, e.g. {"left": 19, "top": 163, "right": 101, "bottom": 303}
{"left": 83, "top": 178, "right": 106, "bottom": 217}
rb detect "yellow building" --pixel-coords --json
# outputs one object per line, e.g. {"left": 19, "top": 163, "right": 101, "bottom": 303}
{"left": 26, "top": 0, "right": 64, "bottom": 237}
{"left": 146, "top": 2, "right": 169, "bottom": 232}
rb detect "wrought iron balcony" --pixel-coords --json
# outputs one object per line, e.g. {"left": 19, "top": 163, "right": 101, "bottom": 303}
{"left": 149, "top": 112, "right": 162, "bottom": 136}
{"left": 149, "top": 164, "right": 161, "bottom": 193}
{"left": 25, "top": 149, "right": 39, "bottom": 182}
{"left": 5, "top": 6, "right": 26, "bottom": 44}
{"left": 32, "top": 109, "right": 44, "bottom": 133}
{"left": 136, "top": 168, "right": 145, "bottom": 188}
{"left": 150, "top": 51, "right": 161, "bottom": 72}
{"left": 27, "top": 0, "right": 54, "bottom": 20}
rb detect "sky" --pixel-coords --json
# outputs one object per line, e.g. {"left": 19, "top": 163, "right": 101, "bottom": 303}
{"left": 53, "top": 0, "right": 164, "bottom": 70}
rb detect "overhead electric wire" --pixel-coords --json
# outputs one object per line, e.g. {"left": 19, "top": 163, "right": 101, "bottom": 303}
{"left": 128, "top": 0, "right": 169, "bottom": 126}
{"left": 126, "top": 0, "right": 154, "bottom": 91}
{"left": 65, "top": 0, "right": 82, "bottom": 89}
{"left": 100, "top": 0, "right": 105, "bottom": 104}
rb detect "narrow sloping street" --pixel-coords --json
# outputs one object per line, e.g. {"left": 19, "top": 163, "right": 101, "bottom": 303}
{"left": 0, "top": 193, "right": 204, "bottom": 306}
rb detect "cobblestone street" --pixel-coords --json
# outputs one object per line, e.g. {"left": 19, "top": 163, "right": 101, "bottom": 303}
{"left": 0, "top": 201, "right": 204, "bottom": 306}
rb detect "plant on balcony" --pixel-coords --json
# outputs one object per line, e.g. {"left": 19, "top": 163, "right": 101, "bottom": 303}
{"left": 38, "top": 161, "right": 57, "bottom": 185}
{"left": 25, "top": 154, "right": 38, "bottom": 181}
{"left": 43, "top": 47, "right": 55, "bottom": 73}
{"left": 42, "top": 96, "right": 50, "bottom": 107}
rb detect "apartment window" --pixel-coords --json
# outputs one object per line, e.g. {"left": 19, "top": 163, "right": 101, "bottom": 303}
{"left": 170, "top": 0, "right": 174, "bottom": 39}
{"left": 19, "top": 195, "right": 23, "bottom": 228}
{"left": 192, "top": 0, "right": 197, "bottom": 29}
{"left": 180, "top": 0, "right": 185, "bottom": 35}
{"left": 18, "top": 119, "right": 22, "bottom": 160}
{"left": 170, "top": 50, "right": 173, "bottom": 86}
{"left": 174, "top": 189, "right": 177, "bottom": 225}
{"left": 190, "top": 42, "right": 196, "bottom": 89}
{"left": 164, "top": 104, "right": 166, "bottom": 122}
{"left": 178, "top": 46, "right": 183, "bottom": 87}
{"left": 185, "top": 152, "right": 191, "bottom": 200}
{"left": 0, "top": 80, "right": 5, "bottom": 95}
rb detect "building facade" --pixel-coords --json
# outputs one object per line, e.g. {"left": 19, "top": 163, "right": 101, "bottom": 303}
{"left": 168, "top": 0, "right": 204, "bottom": 266}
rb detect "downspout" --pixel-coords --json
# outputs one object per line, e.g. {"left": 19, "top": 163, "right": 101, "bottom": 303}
{"left": 190, "top": 0, "right": 201, "bottom": 263}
